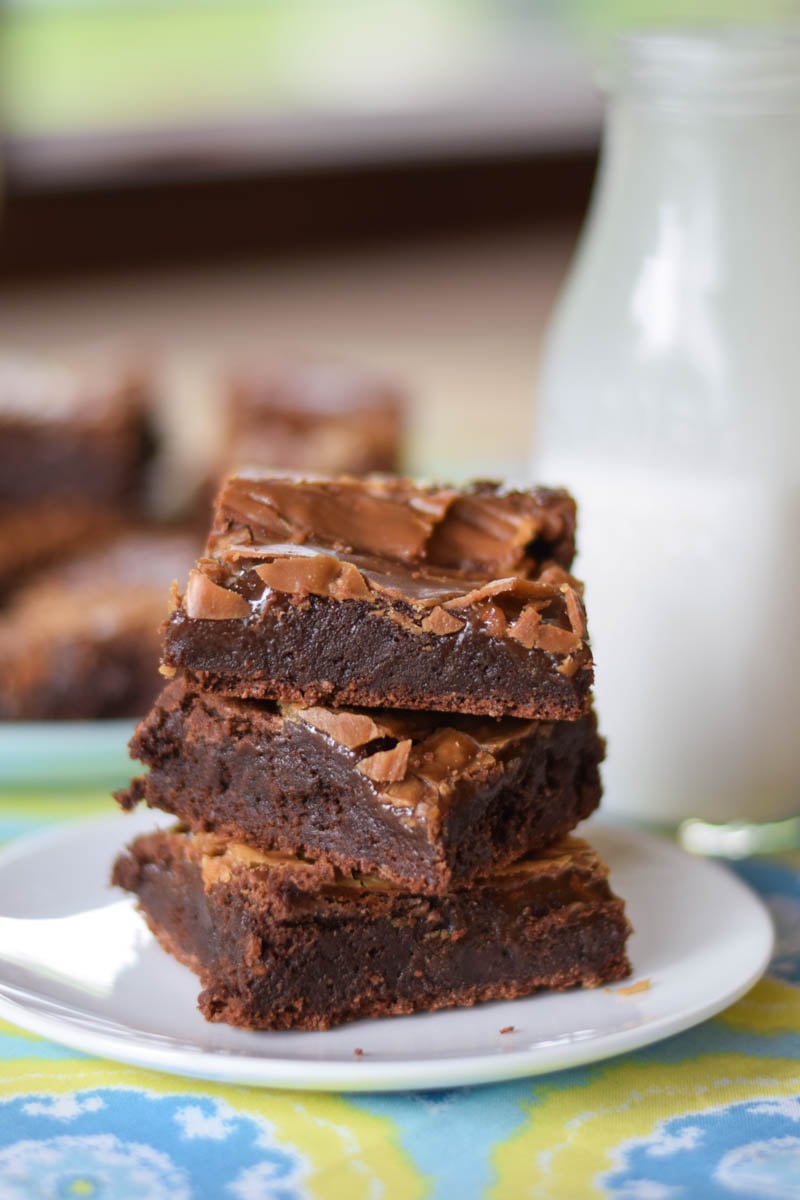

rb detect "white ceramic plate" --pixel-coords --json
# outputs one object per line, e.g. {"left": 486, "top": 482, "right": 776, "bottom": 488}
{"left": 0, "top": 810, "right": 773, "bottom": 1092}
{"left": 0, "top": 720, "right": 137, "bottom": 788}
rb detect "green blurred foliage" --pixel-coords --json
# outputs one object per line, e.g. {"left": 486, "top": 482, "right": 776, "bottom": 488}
{"left": 3, "top": 0, "right": 799, "bottom": 136}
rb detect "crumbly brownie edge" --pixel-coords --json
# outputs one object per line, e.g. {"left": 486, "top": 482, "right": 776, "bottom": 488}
{"left": 440, "top": 722, "right": 604, "bottom": 884}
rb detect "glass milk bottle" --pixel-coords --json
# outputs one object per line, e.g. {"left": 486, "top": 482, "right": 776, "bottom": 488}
{"left": 536, "top": 29, "right": 800, "bottom": 849}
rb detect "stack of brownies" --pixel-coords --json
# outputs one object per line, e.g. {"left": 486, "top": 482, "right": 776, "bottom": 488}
{"left": 113, "top": 472, "right": 631, "bottom": 1030}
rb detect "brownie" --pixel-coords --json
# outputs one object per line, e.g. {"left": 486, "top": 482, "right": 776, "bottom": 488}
{"left": 163, "top": 473, "right": 592, "bottom": 719}
{"left": 112, "top": 828, "right": 632, "bottom": 1030}
{"left": 118, "top": 675, "right": 604, "bottom": 893}
{"left": 224, "top": 358, "right": 405, "bottom": 475}
{"left": 0, "top": 355, "right": 154, "bottom": 589}
{"left": 0, "top": 502, "right": 121, "bottom": 595}
{"left": 0, "top": 528, "right": 196, "bottom": 720}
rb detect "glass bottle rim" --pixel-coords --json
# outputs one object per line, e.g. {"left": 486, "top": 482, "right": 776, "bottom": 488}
{"left": 603, "top": 25, "right": 800, "bottom": 112}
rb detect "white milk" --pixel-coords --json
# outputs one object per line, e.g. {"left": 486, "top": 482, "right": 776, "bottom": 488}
{"left": 536, "top": 31, "right": 800, "bottom": 826}
{"left": 537, "top": 459, "right": 800, "bottom": 824}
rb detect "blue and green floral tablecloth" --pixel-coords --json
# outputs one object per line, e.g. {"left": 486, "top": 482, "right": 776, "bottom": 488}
{"left": 0, "top": 791, "right": 798, "bottom": 1199}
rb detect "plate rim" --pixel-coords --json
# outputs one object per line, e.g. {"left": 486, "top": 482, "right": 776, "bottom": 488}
{"left": 0, "top": 812, "right": 775, "bottom": 1093}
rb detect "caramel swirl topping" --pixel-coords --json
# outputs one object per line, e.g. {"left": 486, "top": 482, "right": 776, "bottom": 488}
{"left": 295, "top": 707, "right": 387, "bottom": 749}
{"left": 185, "top": 570, "right": 249, "bottom": 620}
{"left": 210, "top": 473, "right": 576, "bottom": 574}
{"left": 357, "top": 739, "right": 413, "bottom": 783}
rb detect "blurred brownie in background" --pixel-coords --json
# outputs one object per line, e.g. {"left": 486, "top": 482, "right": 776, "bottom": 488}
{"left": 0, "top": 528, "right": 196, "bottom": 720}
{"left": 223, "top": 358, "right": 405, "bottom": 475}
{"left": 0, "top": 355, "right": 155, "bottom": 592}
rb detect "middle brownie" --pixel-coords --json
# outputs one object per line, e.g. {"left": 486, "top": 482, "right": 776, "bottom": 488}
{"left": 118, "top": 675, "right": 604, "bottom": 894}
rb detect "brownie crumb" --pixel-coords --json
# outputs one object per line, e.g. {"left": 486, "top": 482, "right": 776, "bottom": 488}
{"left": 614, "top": 978, "right": 651, "bottom": 996}
{"left": 499, "top": 1025, "right": 515, "bottom": 1035}
{"left": 354, "top": 1048, "right": 364, "bottom": 1057}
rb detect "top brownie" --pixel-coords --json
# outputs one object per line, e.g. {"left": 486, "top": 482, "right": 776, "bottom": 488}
{"left": 163, "top": 472, "right": 593, "bottom": 718}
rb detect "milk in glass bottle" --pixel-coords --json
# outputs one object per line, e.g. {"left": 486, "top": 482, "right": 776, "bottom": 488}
{"left": 536, "top": 29, "right": 800, "bottom": 848}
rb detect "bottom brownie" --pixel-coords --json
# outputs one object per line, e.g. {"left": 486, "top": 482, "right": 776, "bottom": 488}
{"left": 112, "top": 827, "right": 632, "bottom": 1031}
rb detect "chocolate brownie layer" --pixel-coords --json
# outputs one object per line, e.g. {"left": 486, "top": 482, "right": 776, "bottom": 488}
{"left": 225, "top": 358, "right": 405, "bottom": 474}
{"left": 113, "top": 829, "right": 632, "bottom": 1030}
{"left": 163, "top": 473, "right": 592, "bottom": 718}
{"left": 118, "top": 676, "right": 604, "bottom": 892}
{"left": 0, "top": 529, "right": 196, "bottom": 720}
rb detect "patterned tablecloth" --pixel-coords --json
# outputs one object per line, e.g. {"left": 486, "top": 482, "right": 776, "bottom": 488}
{"left": 0, "top": 790, "right": 798, "bottom": 1200}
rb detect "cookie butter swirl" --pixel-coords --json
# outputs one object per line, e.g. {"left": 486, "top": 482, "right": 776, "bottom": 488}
{"left": 184, "top": 545, "right": 588, "bottom": 657}
{"left": 284, "top": 701, "right": 540, "bottom": 825}
{"left": 195, "top": 829, "right": 614, "bottom": 906}
{"left": 209, "top": 473, "right": 576, "bottom": 574}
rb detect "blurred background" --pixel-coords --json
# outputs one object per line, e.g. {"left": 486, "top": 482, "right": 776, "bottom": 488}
{"left": 0, "top": 0, "right": 795, "bottom": 477}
